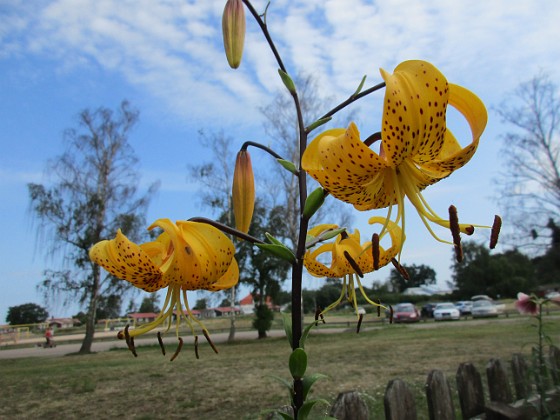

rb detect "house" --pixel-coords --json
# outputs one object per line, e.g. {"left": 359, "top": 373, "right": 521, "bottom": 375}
{"left": 127, "top": 312, "right": 159, "bottom": 324}
{"left": 239, "top": 293, "right": 280, "bottom": 315}
{"left": 47, "top": 317, "right": 80, "bottom": 329}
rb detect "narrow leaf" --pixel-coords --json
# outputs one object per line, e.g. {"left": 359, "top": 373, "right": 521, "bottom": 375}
{"left": 297, "top": 399, "right": 330, "bottom": 420}
{"left": 281, "top": 312, "right": 293, "bottom": 348}
{"left": 352, "top": 75, "right": 367, "bottom": 97}
{"left": 306, "top": 116, "right": 332, "bottom": 133}
{"left": 277, "top": 159, "right": 298, "bottom": 175}
{"left": 256, "top": 243, "right": 296, "bottom": 263}
{"left": 302, "top": 373, "right": 329, "bottom": 400}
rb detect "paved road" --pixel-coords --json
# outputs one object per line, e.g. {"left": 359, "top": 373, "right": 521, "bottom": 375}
{"left": 1, "top": 315, "right": 542, "bottom": 360}
{"left": 0, "top": 329, "right": 293, "bottom": 359}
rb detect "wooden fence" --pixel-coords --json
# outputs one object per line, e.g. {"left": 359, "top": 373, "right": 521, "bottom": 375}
{"left": 326, "top": 346, "right": 560, "bottom": 419}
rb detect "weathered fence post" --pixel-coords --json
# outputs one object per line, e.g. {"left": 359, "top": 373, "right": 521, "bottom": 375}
{"left": 511, "top": 353, "right": 531, "bottom": 400}
{"left": 456, "top": 362, "right": 485, "bottom": 418}
{"left": 486, "top": 358, "right": 514, "bottom": 403}
{"left": 329, "top": 391, "right": 369, "bottom": 420}
{"left": 384, "top": 378, "right": 417, "bottom": 420}
{"left": 425, "top": 369, "right": 455, "bottom": 420}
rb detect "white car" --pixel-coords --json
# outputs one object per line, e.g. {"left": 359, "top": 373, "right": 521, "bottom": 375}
{"left": 433, "top": 302, "right": 460, "bottom": 321}
{"left": 471, "top": 299, "right": 499, "bottom": 318}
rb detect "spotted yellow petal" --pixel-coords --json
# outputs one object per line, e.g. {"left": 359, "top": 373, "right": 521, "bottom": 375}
{"left": 421, "top": 83, "right": 487, "bottom": 174}
{"left": 304, "top": 243, "right": 337, "bottom": 278}
{"left": 380, "top": 60, "right": 449, "bottom": 167}
{"left": 206, "top": 258, "right": 239, "bottom": 291}
{"left": 177, "top": 220, "right": 237, "bottom": 290}
{"left": 89, "top": 230, "right": 167, "bottom": 292}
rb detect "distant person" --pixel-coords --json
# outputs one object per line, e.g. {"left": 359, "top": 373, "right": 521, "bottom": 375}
{"left": 45, "top": 327, "right": 53, "bottom": 347}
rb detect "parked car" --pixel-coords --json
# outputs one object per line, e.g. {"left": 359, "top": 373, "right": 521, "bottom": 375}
{"left": 392, "top": 303, "right": 421, "bottom": 323}
{"left": 471, "top": 295, "right": 493, "bottom": 302}
{"left": 455, "top": 301, "right": 473, "bottom": 315}
{"left": 471, "top": 299, "right": 499, "bottom": 318}
{"left": 421, "top": 302, "right": 438, "bottom": 318}
{"left": 433, "top": 302, "right": 461, "bottom": 321}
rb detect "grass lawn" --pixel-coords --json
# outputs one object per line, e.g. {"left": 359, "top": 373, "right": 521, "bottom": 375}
{"left": 0, "top": 315, "right": 558, "bottom": 419}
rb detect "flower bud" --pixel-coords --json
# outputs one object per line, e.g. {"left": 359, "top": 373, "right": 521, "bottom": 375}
{"left": 232, "top": 149, "right": 254, "bottom": 233}
{"left": 222, "top": 0, "right": 246, "bottom": 69}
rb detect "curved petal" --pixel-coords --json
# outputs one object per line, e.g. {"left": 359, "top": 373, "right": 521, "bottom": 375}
{"left": 304, "top": 243, "right": 337, "bottom": 278}
{"left": 149, "top": 218, "right": 195, "bottom": 287}
{"left": 206, "top": 258, "right": 239, "bottom": 292}
{"left": 369, "top": 217, "right": 404, "bottom": 266}
{"left": 89, "top": 230, "right": 167, "bottom": 292}
{"left": 177, "top": 220, "right": 236, "bottom": 290}
{"left": 307, "top": 224, "right": 339, "bottom": 238}
{"left": 380, "top": 60, "right": 449, "bottom": 167}
{"left": 303, "top": 123, "right": 394, "bottom": 210}
{"left": 420, "top": 83, "right": 487, "bottom": 174}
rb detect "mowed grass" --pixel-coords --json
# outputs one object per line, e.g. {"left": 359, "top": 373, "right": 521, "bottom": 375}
{"left": 0, "top": 316, "right": 558, "bottom": 419}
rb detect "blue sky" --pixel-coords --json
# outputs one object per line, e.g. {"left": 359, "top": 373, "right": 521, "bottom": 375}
{"left": 1, "top": 0, "right": 560, "bottom": 322}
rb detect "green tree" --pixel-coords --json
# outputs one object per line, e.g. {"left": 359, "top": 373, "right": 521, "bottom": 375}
{"left": 138, "top": 294, "right": 160, "bottom": 313}
{"left": 388, "top": 264, "right": 437, "bottom": 293}
{"left": 236, "top": 202, "right": 291, "bottom": 338}
{"left": 452, "top": 241, "right": 534, "bottom": 298}
{"left": 28, "top": 101, "right": 158, "bottom": 354}
{"left": 533, "top": 219, "right": 560, "bottom": 287}
{"left": 95, "top": 294, "right": 122, "bottom": 320}
{"left": 496, "top": 73, "right": 560, "bottom": 251}
{"left": 194, "top": 298, "right": 208, "bottom": 310}
{"left": 6, "top": 303, "right": 49, "bottom": 325}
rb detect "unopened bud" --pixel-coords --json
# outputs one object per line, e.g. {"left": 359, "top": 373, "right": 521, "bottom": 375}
{"left": 222, "top": 0, "right": 246, "bottom": 69}
{"left": 232, "top": 150, "right": 255, "bottom": 233}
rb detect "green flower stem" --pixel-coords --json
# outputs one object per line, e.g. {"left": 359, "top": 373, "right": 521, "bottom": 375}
{"left": 242, "top": 0, "right": 287, "bottom": 74}
{"left": 309, "top": 81, "right": 386, "bottom": 134}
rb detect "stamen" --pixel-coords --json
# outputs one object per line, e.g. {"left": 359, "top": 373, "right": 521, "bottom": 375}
{"left": 203, "top": 330, "right": 219, "bottom": 354}
{"left": 449, "top": 206, "right": 463, "bottom": 263}
{"left": 124, "top": 325, "right": 137, "bottom": 357}
{"left": 389, "top": 305, "right": 394, "bottom": 324}
{"left": 391, "top": 258, "right": 410, "bottom": 281}
{"left": 377, "top": 299, "right": 381, "bottom": 317}
{"left": 194, "top": 335, "right": 199, "bottom": 359}
{"left": 364, "top": 131, "right": 382, "bottom": 147}
{"left": 157, "top": 332, "right": 166, "bottom": 356}
{"left": 315, "top": 307, "right": 325, "bottom": 324}
{"left": 343, "top": 251, "right": 364, "bottom": 277}
{"left": 371, "top": 233, "right": 380, "bottom": 270}
{"left": 170, "top": 337, "right": 183, "bottom": 362}
{"left": 490, "top": 215, "right": 502, "bottom": 249}
{"left": 356, "top": 313, "right": 364, "bottom": 334}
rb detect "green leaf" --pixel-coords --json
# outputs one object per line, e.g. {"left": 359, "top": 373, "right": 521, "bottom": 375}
{"left": 256, "top": 243, "right": 296, "bottom": 264}
{"left": 303, "top": 187, "right": 325, "bottom": 219}
{"left": 276, "top": 412, "right": 293, "bottom": 420}
{"left": 267, "top": 374, "right": 293, "bottom": 391}
{"left": 281, "top": 312, "right": 293, "bottom": 348}
{"left": 289, "top": 348, "right": 307, "bottom": 380}
{"left": 297, "top": 398, "right": 330, "bottom": 420}
{"left": 306, "top": 116, "right": 332, "bottom": 133}
{"left": 305, "top": 228, "right": 346, "bottom": 248}
{"left": 352, "top": 75, "right": 367, "bottom": 97}
{"left": 277, "top": 159, "right": 298, "bottom": 175}
{"left": 278, "top": 69, "right": 296, "bottom": 93}
{"left": 302, "top": 373, "right": 329, "bottom": 400}
{"left": 300, "top": 321, "right": 318, "bottom": 349}
{"left": 265, "top": 232, "right": 285, "bottom": 246}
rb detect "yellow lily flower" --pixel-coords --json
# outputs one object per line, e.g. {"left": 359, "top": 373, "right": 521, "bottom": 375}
{"left": 304, "top": 217, "right": 403, "bottom": 318}
{"left": 89, "top": 218, "right": 238, "bottom": 358}
{"left": 302, "top": 60, "right": 488, "bottom": 250}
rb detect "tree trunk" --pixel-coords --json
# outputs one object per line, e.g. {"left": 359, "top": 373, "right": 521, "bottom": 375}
{"left": 78, "top": 267, "right": 100, "bottom": 354}
{"left": 228, "top": 287, "right": 236, "bottom": 342}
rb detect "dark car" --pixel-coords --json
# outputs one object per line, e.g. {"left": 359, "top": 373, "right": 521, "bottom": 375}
{"left": 393, "top": 303, "right": 421, "bottom": 323}
{"left": 421, "top": 302, "right": 438, "bottom": 318}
